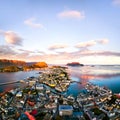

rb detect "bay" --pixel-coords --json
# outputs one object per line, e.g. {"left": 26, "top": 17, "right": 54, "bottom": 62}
{"left": 0, "top": 65, "right": 120, "bottom": 97}
{"left": 0, "top": 70, "right": 40, "bottom": 92}
{"left": 67, "top": 65, "right": 120, "bottom": 97}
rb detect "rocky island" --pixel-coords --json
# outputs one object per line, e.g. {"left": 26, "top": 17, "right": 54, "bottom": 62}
{"left": 67, "top": 62, "right": 84, "bottom": 67}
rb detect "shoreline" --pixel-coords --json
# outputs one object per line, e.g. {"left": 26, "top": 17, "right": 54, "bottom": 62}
{"left": 0, "top": 67, "right": 120, "bottom": 119}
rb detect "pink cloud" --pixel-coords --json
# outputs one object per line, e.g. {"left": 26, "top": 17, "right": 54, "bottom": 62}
{"left": 48, "top": 44, "right": 68, "bottom": 50}
{"left": 75, "top": 40, "right": 96, "bottom": 48}
{"left": 4, "top": 31, "right": 23, "bottom": 46}
{"left": 0, "top": 45, "right": 119, "bottom": 64}
{"left": 75, "top": 39, "right": 109, "bottom": 49}
{"left": 58, "top": 10, "right": 85, "bottom": 19}
{"left": 0, "top": 30, "right": 23, "bottom": 46}
{"left": 24, "top": 18, "right": 46, "bottom": 30}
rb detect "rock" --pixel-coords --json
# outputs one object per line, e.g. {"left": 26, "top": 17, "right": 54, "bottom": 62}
{"left": 33, "top": 62, "right": 48, "bottom": 68}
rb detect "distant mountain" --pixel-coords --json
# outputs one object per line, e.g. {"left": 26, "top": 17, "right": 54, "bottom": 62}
{"left": 67, "top": 62, "right": 84, "bottom": 67}
{"left": 0, "top": 59, "right": 26, "bottom": 68}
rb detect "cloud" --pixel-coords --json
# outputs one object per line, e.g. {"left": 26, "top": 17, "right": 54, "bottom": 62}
{"left": 95, "top": 51, "right": 120, "bottom": 56}
{"left": 112, "top": 0, "right": 120, "bottom": 6}
{"left": 0, "top": 45, "right": 120, "bottom": 64}
{"left": 4, "top": 31, "right": 23, "bottom": 46}
{"left": 0, "top": 30, "right": 23, "bottom": 46}
{"left": 57, "top": 10, "right": 85, "bottom": 19}
{"left": 71, "top": 49, "right": 120, "bottom": 57}
{"left": 0, "top": 30, "right": 4, "bottom": 34}
{"left": 48, "top": 44, "right": 68, "bottom": 50}
{"left": 75, "top": 39, "right": 109, "bottom": 49}
{"left": 97, "top": 39, "right": 109, "bottom": 44}
{"left": 24, "top": 18, "right": 45, "bottom": 29}
{"left": 75, "top": 40, "right": 96, "bottom": 48}
{"left": 0, "top": 45, "right": 17, "bottom": 57}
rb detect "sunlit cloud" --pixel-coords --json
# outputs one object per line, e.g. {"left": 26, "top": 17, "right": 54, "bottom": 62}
{"left": 75, "top": 39, "right": 109, "bottom": 49}
{"left": 0, "top": 30, "right": 23, "bottom": 46}
{"left": 48, "top": 43, "right": 68, "bottom": 50}
{"left": 58, "top": 10, "right": 85, "bottom": 19}
{"left": 0, "top": 45, "right": 119, "bottom": 64}
{"left": 31, "top": 50, "right": 120, "bottom": 64}
{"left": 112, "top": 0, "right": 120, "bottom": 6}
{"left": 24, "top": 18, "right": 46, "bottom": 30}
{"left": 75, "top": 40, "right": 96, "bottom": 48}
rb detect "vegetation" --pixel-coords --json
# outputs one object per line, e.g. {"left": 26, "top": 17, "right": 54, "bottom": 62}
{"left": 0, "top": 66, "right": 22, "bottom": 72}
{"left": 23, "top": 62, "right": 48, "bottom": 71}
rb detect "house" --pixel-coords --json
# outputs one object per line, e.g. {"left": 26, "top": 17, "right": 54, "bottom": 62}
{"left": 59, "top": 105, "right": 73, "bottom": 116}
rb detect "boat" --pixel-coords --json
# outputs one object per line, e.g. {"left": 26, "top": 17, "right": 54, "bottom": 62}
{"left": 49, "top": 83, "right": 56, "bottom": 88}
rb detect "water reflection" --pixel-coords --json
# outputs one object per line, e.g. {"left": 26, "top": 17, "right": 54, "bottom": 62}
{"left": 0, "top": 70, "right": 39, "bottom": 93}
{"left": 69, "top": 65, "right": 120, "bottom": 94}
{"left": 0, "top": 65, "right": 120, "bottom": 95}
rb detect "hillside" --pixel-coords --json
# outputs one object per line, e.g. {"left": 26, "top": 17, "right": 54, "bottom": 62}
{"left": 0, "top": 59, "right": 48, "bottom": 72}
{"left": 0, "top": 59, "right": 26, "bottom": 68}
{"left": 33, "top": 62, "right": 48, "bottom": 68}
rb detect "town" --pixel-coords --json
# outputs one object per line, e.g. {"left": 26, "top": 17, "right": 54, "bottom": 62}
{"left": 0, "top": 67, "right": 120, "bottom": 120}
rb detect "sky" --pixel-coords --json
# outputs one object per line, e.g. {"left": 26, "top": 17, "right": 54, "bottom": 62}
{"left": 0, "top": 0, "right": 120, "bottom": 65}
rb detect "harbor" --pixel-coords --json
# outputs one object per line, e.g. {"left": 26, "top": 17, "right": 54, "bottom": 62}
{"left": 0, "top": 66, "right": 120, "bottom": 120}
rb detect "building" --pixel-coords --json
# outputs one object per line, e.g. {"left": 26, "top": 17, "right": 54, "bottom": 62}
{"left": 59, "top": 105, "right": 73, "bottom": 116}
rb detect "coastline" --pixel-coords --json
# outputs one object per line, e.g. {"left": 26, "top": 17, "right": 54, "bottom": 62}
{"left": 0, "top": 67, "right": 120, "bottom": 119}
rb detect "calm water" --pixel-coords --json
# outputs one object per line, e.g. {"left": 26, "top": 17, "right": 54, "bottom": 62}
{"left": 0, "top": 70, "right": 40, "bottom": 92}
{"left": 0, "top": 65, "right": 120, "bottom": 96}
{"left": 67, "top": 65, "right": 120, "bottom": 96}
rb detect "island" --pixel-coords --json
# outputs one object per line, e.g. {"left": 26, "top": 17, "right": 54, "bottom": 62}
{"left": 66, "top": 62, "right": 84, "bottom": 67}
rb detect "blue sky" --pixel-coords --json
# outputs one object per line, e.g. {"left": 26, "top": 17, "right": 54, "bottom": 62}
{"left": 0, "top": 0, "right": 120, "bottom": 64}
